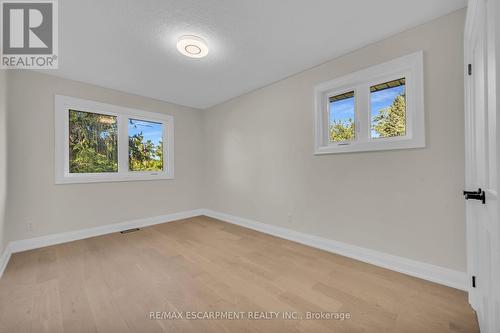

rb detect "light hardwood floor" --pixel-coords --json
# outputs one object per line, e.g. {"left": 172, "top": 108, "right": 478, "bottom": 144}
{"left": 0, "top": 216, "right": 478, "bottom": 332}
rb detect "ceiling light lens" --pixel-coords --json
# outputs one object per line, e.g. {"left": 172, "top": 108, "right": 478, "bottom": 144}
{"left": 185, "top": 44, "right": 201, "bottom": 55}
{"left": 177, "top": 35, "right": 208, "bottom": 58}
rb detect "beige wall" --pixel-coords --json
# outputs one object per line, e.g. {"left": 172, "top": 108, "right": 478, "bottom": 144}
{"left": 203, "top": 10, "right": 467, "bottom": 271}
{"left": 5, "top": 71, "right": 204, "bottom": 241}
{"left": 0, "top": 70, "right": 7, "bottom": 254}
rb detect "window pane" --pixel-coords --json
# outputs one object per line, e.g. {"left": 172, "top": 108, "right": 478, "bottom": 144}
{"left": 370, "top": 78, "right": 406, "bottom": 138}
{"left": 69, "top": 110, "right": 118, "bottom": 173}
{"left": 329, "top": 91, "right": 355, "bottom": 142}
{"left": 128, "top": 119, "right": 163, "bottom": 171}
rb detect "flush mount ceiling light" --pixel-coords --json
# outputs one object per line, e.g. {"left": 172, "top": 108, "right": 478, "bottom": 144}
{"left": 176, "top": 35, "right": 209, "bottom": 58}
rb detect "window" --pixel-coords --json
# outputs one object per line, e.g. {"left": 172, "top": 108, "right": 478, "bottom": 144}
{"left": 128, "top": 119, "right": 163, "bottom": 172}
{"left": 314, "top": 52, "right": 424, "bottom": 154}
{"left": 370, "top": 78, "right": 406, "bottom": 139}
{"left": 55, "top": 95, "right": 174, "bottom": 184}
{"left": 69, "top": 110, "right": 118, "bottom": 173}
{"left": 329, "top": 91, "right": 355, "bottom": 143}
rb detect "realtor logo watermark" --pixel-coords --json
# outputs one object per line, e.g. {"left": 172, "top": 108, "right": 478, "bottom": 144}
{"left": 1, "top": 0, "right": 58, "bottom": 68}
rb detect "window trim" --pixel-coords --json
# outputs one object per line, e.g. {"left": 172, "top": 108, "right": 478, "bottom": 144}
{"left": 55, "top": 95, "right": 174, "bottom": 184}
{"left": 314, "top": 51, "right": 425, "bottom": 155}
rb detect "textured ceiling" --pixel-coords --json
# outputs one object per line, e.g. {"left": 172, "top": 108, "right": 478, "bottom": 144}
{"left": 43, "top": 0, "right": 467, "bottom": 109}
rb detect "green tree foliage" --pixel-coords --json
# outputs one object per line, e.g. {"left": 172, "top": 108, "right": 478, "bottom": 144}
{"left": 128, "top": 133, "right": 163, "bottom": 171}
{"left": 372, "top": 94, "right": 406, "bottom": 138}
{"left": 69, "top": 111, "right": 118, "bottom": 173}
{"left": 329, "top": 118, "right": 355, "bottom": 142}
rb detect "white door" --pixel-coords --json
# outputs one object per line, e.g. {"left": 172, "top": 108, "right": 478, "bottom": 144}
{"left": 464, "top": 0, "right": 500, "bottom": 332}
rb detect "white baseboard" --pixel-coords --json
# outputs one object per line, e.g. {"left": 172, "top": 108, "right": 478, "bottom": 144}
{"left": 0, "top": 209, "right": 204, "bottom": 278}
{"left": 0, "top": 208, "right": 468, "bottom": 291}
{"left": 201, "top": 209, "right": 468, "bottom": 291}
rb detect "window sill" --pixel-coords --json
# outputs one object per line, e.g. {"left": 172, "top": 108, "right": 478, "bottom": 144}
{"left": 314, "top": 137, "right": 425, "bottom": 155}
{"left": 55, "top": 173, "right": 174, "bottom": 185}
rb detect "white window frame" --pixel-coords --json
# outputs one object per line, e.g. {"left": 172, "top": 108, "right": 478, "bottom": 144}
{"left": 55, "top": 95, "right": 174, "bottom": 184}
{"left": 314, "top": 51, "right": 425, "bottom": 155}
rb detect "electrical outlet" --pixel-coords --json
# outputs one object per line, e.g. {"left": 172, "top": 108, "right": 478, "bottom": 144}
{"left": 26, "top": 223, "right": 33, "bottom": 232}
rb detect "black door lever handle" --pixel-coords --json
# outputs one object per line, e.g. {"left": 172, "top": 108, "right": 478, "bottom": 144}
{"left": 463, "top": 188, "right": 486, "bottom": 204}
{"left": 463, "top": 188, "right": 482, "bottom": 196}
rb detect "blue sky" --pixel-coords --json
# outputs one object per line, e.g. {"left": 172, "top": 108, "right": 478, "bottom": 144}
{"left": 329, "top": 96, "right": 355, "bottom": 124}
{"left": 370, "top": 85, "right": 405, "bottom": 119}
{"left": 128, "top": 119, "right": 163, "bottom": 146}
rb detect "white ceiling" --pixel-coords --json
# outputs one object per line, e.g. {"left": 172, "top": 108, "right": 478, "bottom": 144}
{"left": 46, "top": 0, "right": 467, "bottom": 109}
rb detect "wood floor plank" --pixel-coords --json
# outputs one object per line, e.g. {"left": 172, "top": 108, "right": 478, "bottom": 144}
{"left": 0, "top": 216, "right": 479, "bottom": 332}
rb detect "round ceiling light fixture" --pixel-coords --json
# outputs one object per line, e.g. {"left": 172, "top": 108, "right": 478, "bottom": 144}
{"left": 176, "top": 35, "right": 209, "bottom": 58}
